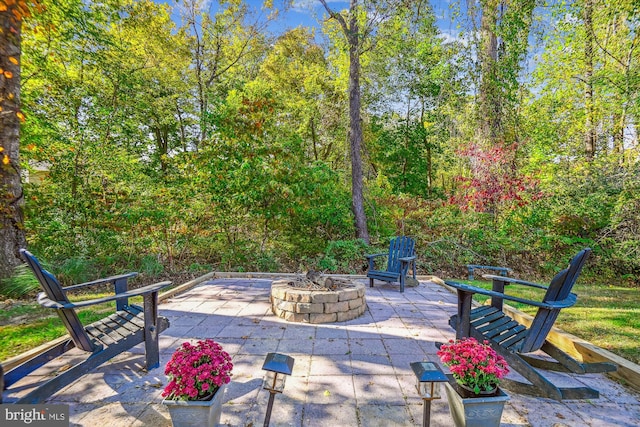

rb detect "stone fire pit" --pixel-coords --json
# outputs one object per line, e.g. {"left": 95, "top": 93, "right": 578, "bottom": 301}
{"left": 270, "top": 273, "right": 366, "bottom": 323}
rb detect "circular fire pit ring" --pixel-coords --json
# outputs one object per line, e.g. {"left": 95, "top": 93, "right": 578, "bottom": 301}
{"left": 270, "top": 279, "right": 366, "bottom": 323}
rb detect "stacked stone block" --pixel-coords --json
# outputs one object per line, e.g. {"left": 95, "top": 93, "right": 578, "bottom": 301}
{"left": 270, "top": 280, "right": 366, "bottom": 323}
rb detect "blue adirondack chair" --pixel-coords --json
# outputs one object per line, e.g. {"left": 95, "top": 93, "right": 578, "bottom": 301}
{"left": 444, "top": 248, "right": 616, "bottom": 400}
{"left": 366, "top": 236, "right": 417, "bottom": 293}
{"left": 0, "top": 250, "right": 171, "bottom": 404}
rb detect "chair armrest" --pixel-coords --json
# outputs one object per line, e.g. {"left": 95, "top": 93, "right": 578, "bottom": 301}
{"left": 444, "top": 280, "right": 577, "bottom": 309}
{"left": 63, "top": 272, "right": 139, "bottom": 291}
{"left": 365, "top": 253, "right": 387, "bottom": 260}
{"left": 481, "top": 275, "right": 549, "bottom": 291}
{"left": 38, "top": 281, "right": 172, "bottom": 309}
{"left": 398, "top": 256, "right": 416, "bottom": 262}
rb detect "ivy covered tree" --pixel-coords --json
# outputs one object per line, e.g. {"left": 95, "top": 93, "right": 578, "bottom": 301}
{"left": 0, "top": 0, "right": 37, "bottom": 279}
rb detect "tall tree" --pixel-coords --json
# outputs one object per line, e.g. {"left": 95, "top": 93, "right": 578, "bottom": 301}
{"left": 478, "top": 0, "right": 499, "bottom": 142}
{"left": 318, "top": 0, "right": 412, "bottom": 243}
{"left": 179, "top": 0, "right": 272, "bottom": 148}
{"left": 0, "top": 0, "right": 32, "bottom": 279}
{"left": 583, "top": 0, "right": 595, "bottom": 159}
{"left": 470, "top": 0, "right": 535, "bottom": 145}
{"left": 319, "top": 0, "right": 369, "bottom": 243}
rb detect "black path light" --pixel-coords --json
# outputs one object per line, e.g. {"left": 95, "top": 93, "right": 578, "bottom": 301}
{"left": 410, "top": 361, "right": 448, "bottom": 427}
{"left": 261, "top": 352, "right": 295, "bottom": 427}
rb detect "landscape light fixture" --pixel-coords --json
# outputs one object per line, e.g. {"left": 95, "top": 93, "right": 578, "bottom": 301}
{"left": 410, "top": 361, "right": 448, "bottom": 427}
{"left": 261, "top": 352, "right": 295, "bottom": 427}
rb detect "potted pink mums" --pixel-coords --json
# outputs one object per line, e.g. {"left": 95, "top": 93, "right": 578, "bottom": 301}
{"left": 162, "top": 339, "right": 233, "bottom": 427}
{"left": 437, "top": 337, "right": 510, "bottom": 427}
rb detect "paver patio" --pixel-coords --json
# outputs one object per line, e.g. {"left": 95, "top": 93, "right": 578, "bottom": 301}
{"left": 42, "top": 278, "right": 640, "bottom": 426}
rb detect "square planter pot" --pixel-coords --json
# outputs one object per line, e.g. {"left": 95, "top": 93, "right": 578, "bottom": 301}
{"left": 444, "top": 375, "right": 509, "bottom": 427}
{"left": 163, "top": 383, "right": 226, "bottom": 427}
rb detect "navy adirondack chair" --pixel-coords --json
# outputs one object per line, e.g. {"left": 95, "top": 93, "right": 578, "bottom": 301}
{"left": 366, "top": 236, "right": 417, "bottom": 293}
{"left": 0, "top": 250, "right": 171, "bottom": 404}
{"left": 444, "top": 248, "right": 616, "bottom": 400}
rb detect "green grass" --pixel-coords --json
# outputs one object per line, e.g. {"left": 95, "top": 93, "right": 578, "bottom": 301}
{"left": 451, "top": 278, "right": 640, "bottom": 365}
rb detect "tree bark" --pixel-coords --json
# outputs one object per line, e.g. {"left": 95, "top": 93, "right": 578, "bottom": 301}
{"left": 478, "top": 0, "right": 500, "bottom": 144}
{"left": 584, "top": 0, "right": 596, "bottom": 159}
{"left": 319, "top": 0, "right": 370, "bottom": 244}
{"left": 0, "top": 5, "right": 27, "bottom": 279}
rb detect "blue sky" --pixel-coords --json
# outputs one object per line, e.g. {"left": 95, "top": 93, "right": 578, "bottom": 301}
{"left": 153, "top": 0, "right": 460, "bottom": 40}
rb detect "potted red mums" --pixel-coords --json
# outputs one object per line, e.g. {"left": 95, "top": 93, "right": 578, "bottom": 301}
{"left": 162, "top": 339, "right": 233, "bottom": 427}
{"left": 437, "top": 337, "right": 510, "bottom": 427}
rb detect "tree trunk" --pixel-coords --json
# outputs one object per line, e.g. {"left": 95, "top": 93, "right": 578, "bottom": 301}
{"left": 0, "top": 6, "right": 27, "bottom": 279}
{"left": 479, "top": 0, "right": 500, "bottom": 144}
{"left": 319, "top": 0, "right": 370, "bottom": 244}
{"left": 346, "top": 8, "right": 369, "bottom": 244}
{"left": 584, "top": 0, "right": 596, "bottom": 159}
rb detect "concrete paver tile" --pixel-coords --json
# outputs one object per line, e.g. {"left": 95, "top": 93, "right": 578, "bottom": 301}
{"left": 130, "top": 403, "right": 170, "bottom": 427}
{"left": 240, "top": 338, "right": 281, "bottom": 355}
{"left": 350, "top": 355, "right": 394, "bottom": 376}
{"left": 219, "top": 403, "right": 260, "bottom": 427}
{"left": 309, "top": 354, "right": 352, "bottom": 376}
{"left": 71, "top": 402, "right": 147, "bottom": 427}
{"left": 280, "top": 324, "right": 317, "bottom": 340}
{"left": 508, "top": 395, "right": 592, "bottom": 427}
{"left": 224, "top": 376, "right": 263, "bottom": 405}
{"left": 306, "top": 375, "right": 355, "bottom": 403}
{"left": 315, "top": 325, "right": 348, "bottom": 339}
{"left": 187, "top": 324, "right": 227, "bottom": 339}
{"left": 312, "top": 338, "right": 350, "bottom": 355}
{"left": 277, "top": 337, "right": 314, "bottom": 354}
{"left": 382, "top": 337, "right": 425, "bottom": 355}
{"left": 302, "top": 403, "right": 359, "bottom": 427}
{"left": 571, "top": 401, "right": 640, "bottom": 426}
{"left": 352, "top": 374, "right": 404, "bottom": 405}
{"left": 251, "top": 325, "right": 288, "bottom": 339}
{"left": 349, "top": 338, "right": 387, "bottom": 355}
{"left": 405, "top": 400, "right": 451, "bottom": 427}
{"left": 346, "top": 326, "right": 381, "bottom": 339}
{"left": 357, "top": 404, "right": 414, "bottom": 426}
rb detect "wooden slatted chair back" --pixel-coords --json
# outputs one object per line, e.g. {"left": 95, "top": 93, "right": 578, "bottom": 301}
{"left": 20, "top": 249, "right": 97, "bottom": 352}
{"left": 520, "top": 248, "right": 591, "bottom": 353}
{"left": 387, "top": 236, "right": 415, "bottom": 274}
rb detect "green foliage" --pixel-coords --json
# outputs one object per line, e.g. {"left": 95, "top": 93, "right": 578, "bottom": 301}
{"left": 55, "top": 257, "right": 97, "bottom": 286}
{"left": 0, "top": 264, "right": 40, "bottom": 299}
{"left": 140, "top": 255, "right": 165, "bottom": 276}
{"left": 318, "top": 239, "right": 368, "bottom": 274}
{"left": 13, "top": 0, "right": 640, "bottom": 288}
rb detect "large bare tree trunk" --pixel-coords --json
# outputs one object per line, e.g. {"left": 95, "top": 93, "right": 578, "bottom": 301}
{"left": 0, "top": 6, "right": 27, "bottom": 279}
{"left": 584, "top": 0, "right": 596, "bottom": 159}
{"left": 319, "top": 0, "right": 370, "bottom": 244}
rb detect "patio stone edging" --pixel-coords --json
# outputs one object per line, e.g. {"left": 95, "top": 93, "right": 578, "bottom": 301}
{"left": 437, "top": 277, "right": 640, "bottom": 393}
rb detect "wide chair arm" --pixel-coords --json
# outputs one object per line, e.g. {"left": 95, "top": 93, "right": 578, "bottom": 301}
{"left": 63, "top": 272, "right": 139, "bottom": 291}
{"left": 444, "top": 280, "right": 577, "bottom": 310}
{"left": 482, "top": 274, "right": 549, "bottom": 291}
{"left": 365, "top": 253, "right": 388, "bottom": 270}
{"left": 38, "top": 281, "right": 172, "bottom": 309}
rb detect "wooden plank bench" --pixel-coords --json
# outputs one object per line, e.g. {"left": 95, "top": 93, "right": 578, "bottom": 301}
{"left": 0, "top": 250, "right": 172, "bottom": 404}
{"left": 466, "top": 264, "right": 512, "bottom": 281}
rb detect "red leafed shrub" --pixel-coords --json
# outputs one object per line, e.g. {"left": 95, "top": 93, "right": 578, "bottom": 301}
{"left": 449, "top": 142, "right": 543, "bottom": 213}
